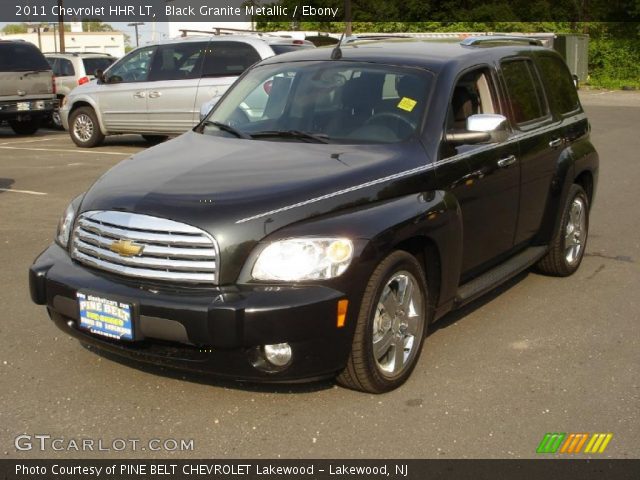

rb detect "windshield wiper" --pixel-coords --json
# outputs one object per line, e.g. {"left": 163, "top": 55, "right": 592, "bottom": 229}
{"left": 20, "top": 69, "right": 51, "bottom": 76}
{"left": 251, "top": 130, "right": 330, "bottom": 144}
{"left": 203, "top": 120, "right": 252, "bottom": 139}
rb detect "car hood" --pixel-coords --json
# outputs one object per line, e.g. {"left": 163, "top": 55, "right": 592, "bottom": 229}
{"left": 80, "top": 131, "right": 428, "bottom": 281}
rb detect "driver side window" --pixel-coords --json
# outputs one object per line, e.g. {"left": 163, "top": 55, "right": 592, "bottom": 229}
{"left": 447, "top": 68, "right": 499, "bottom": 131}
{"left": 106, "top": 47, "right": 156, "bottom": 84}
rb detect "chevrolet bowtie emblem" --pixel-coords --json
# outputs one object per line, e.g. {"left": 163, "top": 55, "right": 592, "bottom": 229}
{"left": 109, "top": 239, "right": 144, "bottom": 257}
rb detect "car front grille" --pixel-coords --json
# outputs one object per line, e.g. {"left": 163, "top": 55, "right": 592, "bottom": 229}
{"left": 71, "top": 211, "right": 218, "bottom": 285}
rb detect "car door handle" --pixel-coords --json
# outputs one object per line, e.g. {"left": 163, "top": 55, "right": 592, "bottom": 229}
{"left": 549, "top": 138, "right": 564, "bottom": 149}
{"left": 497, "top": 155, "right": 517, "bottom": 168}
{"left": 148, "top": 91, "right": 162, "bottom": 98}
{"left": 133, "top": 91, "right": 146, "bottom": 98}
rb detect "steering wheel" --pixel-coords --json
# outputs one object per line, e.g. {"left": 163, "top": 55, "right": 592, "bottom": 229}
{"left": 127, "top": 68, "right": 148, "bottom": 82}
{"left": 227, "top": 107, "right": 251, "bottom": 127}
{"left": 365, "top": 112, "right": 416, "bottom": 132}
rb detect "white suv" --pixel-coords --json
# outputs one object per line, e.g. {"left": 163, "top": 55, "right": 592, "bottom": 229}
{"left": 45, "top": 52, "right": 116, "bottom": 127}
{"left": 60, "top": 35, "right": 314, "bottom": 147}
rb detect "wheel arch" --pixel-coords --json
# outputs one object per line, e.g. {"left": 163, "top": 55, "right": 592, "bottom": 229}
{"left": 68, "top": 98, "right": 108, "bottom": 135}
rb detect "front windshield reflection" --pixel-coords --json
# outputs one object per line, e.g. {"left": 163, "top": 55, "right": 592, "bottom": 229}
{"left": 201, "top": 61, "right": 433, "bottom": 144}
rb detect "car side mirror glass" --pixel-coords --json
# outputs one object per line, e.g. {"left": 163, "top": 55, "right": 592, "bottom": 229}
{"left": 94, "top": 69, "right": 105, "bottom": 83}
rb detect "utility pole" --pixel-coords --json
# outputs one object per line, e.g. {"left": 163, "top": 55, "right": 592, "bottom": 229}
{"left": 128, "top": 22, "right": 145, "bottom": 47}
{"left": 57, "top": 0, "right": 65, "bottom": 52}
{"left": 345, "top": 0, "right": 352, "bottom": 36}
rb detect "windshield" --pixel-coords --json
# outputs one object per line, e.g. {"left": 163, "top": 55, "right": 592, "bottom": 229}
{"left": 0, "top": 43, "right": 50, "bottom": 72}
{"left": 201, "top": 61, "right": 433, "bottom": 144}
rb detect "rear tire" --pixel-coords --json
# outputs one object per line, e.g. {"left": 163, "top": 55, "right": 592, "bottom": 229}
{"left": 69, "top": 107, "right": 104, "bottom": 148}
{"left": 536, "top": 184, "right": 589, "bottom": 276}
{"left": 9, "top": 118, "right": 40, "bottom": 135}
{"left": 337, "top": 251, "right": 429, "bottom": 393}
{"left": 142, "top": 135, "right": 169, "bottom": 145}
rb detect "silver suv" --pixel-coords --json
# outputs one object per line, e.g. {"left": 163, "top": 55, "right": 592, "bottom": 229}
{"left": 60, "top": 35, "right": 314, "bottom": 147}
{"left": 0, "top": 40, "right": 56, "bottom": 135}
{"left": 45, "top": 52, "right": 116, "bottom": 127}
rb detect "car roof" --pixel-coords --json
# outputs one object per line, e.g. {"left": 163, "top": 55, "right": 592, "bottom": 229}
{"left": 258, "top": 38, "right": 551, "bottom": 74}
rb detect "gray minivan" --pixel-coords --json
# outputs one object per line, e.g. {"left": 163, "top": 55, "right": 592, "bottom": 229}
{"left": 60, "top": 35, "right": 314, "bottom": 147}
{"left": 0, "top": 40, "right": 57, "bottom": 135}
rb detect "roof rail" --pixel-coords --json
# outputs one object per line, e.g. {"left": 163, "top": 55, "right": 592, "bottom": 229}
{"left": 179, "top": 27, "right": 272, "bottom": 38}
{"left": 461, "top": 36, "right": 543, "bottom": 47}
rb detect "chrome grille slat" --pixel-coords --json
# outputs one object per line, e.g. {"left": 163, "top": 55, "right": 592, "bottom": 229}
{"left": 75, "top": 230, "right": 217, "bottom": 259}
{"left": 71, "top": 211, "right": 219, "bottom": 284}
{"left": 73, "top": 239, "right": 217, "bottom": 272}
{"left": 77, "top": 219, "right": 212, "bottom": 246}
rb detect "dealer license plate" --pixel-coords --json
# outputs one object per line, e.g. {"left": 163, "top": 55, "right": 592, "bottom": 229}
{"left": 77, "top": 292, "right": 133, "bottom": 341}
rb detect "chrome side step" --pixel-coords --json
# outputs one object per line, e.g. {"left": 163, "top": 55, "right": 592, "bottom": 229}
{"left": 455, "top": 246, "right": 548, "bottom": 307}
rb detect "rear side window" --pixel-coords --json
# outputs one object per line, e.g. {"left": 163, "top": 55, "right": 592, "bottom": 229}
{"left": 149, "top": 42, "right": 207, "bottom": 81}
{"left": 83, "top": 57, "right": 115, "bottom": 76}
{"left": 0, "top": 43, "right": 50, "bottom": 72}
{"left": 202, "top": 42, "right": 261, "bottom": 77}
{"left": 501, "top": 59, "right": 548, "bottom": 125}
{"left": 58, "top": 58, "right": 75, "bottom": 76}
{"left": 536, "top": 55, "right": 580, "bottom": 114}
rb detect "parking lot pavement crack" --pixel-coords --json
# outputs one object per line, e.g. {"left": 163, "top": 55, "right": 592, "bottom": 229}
{"left": 584, "top": 252, "right": 635, "bottom": 263}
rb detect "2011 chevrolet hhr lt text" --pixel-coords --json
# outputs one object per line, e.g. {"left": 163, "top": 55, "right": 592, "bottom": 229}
{"left": 30, "top": 37, "right": 598, "bottom": 393}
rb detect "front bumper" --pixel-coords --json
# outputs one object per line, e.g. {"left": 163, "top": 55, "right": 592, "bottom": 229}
{"left": 29, "top": 244, "right": 357, "bottom": 382}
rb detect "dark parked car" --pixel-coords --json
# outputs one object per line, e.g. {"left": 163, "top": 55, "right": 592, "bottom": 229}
{"left": 30, "top": 37, "right": 598, "bottom": 393}
{"left": 0, "top": 40, "right": 56, "bottom": 135}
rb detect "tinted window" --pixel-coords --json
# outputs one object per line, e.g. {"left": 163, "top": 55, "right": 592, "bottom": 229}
{"left": 270, "top": 45, "right": 314, "bottom": 55}
{"left": 206, "top": 61, "right": 433, "bottom": 144}
{"left": 83, "top": 57, "right": 115, "bottom": 76}
{"left": 0, "top": 43, "right": 50, "bottom": 72}
{"left": 149, "top": 42, "right": 206, "bottom": 81}
{"left": 58, "top": 58, "right": 75, "bottom": 76}
{"left": 536, "top": 55, "right": 580, "bottom": 114}
{"left": 46, "top": 58, "right": 59, "bottom": 75}
{"left": 501, "top": 60, "right": 548, "bottom": 124}
{"left": 202, "top": 42, "right": 261, "bottom": 77}
{"left": 106, "top": 46, "right": 156, "bottom": 83}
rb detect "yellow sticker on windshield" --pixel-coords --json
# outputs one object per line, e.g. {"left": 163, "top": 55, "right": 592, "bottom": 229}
{"left": 397, "top": 97, "right": 417, "bottom": 112}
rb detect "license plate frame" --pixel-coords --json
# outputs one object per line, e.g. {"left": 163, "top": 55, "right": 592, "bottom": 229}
{"left": 76, "top": 292, "right": 134, "bottom": 341}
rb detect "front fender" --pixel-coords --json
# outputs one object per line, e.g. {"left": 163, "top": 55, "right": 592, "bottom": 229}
{"left": 65, "top": 95, "right": 108, "bottom": 136}
{"left": 239, "top": 191, "right": 463, "bottom": 314}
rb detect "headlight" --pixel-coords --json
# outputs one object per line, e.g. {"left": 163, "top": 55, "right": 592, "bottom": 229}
{"left": 56, "top": 195, "right": 82, "bottom": 248}
{"left": 252, "top": 238, "right": 354, "bottom": 281}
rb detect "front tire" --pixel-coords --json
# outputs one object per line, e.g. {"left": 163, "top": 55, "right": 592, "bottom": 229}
{"left": 9, "top": 118, "right": 40, "bottom": 135}
{"left": 337, "top": 251, "right": 429, "bottom": 393}
{"left": 536, "top": 184, "right": 590, "bottom": 276}
{"left": 69, "top": 107, "right": 105, "bottom": 148}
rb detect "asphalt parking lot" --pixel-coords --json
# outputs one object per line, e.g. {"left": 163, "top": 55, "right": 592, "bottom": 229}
{"left": 1, "top": 90, "right": 638, "bottom": 459}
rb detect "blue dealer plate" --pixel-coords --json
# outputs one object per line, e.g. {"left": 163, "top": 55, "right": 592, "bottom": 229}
{"left": 77, "top": 292, "right": 133, "bottom": 341}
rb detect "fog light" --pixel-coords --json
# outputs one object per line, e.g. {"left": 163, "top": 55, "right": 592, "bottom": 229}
{"left": 263, "top": 343, "right": 292, "bottom": 367}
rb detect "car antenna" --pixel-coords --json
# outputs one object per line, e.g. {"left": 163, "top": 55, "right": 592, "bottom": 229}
{"left": 331, "top": 32, "right": 346, "bottom": 60}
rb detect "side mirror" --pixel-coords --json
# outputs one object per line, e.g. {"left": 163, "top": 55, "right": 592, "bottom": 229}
{"left": 94, "top": 69, "right": 105, "bottom": 83}
{"left": 199, "top": 96, "right": 221, "bottom": 121}
{"left": 446, "top": 114, "right": 508, "bottom": 146}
